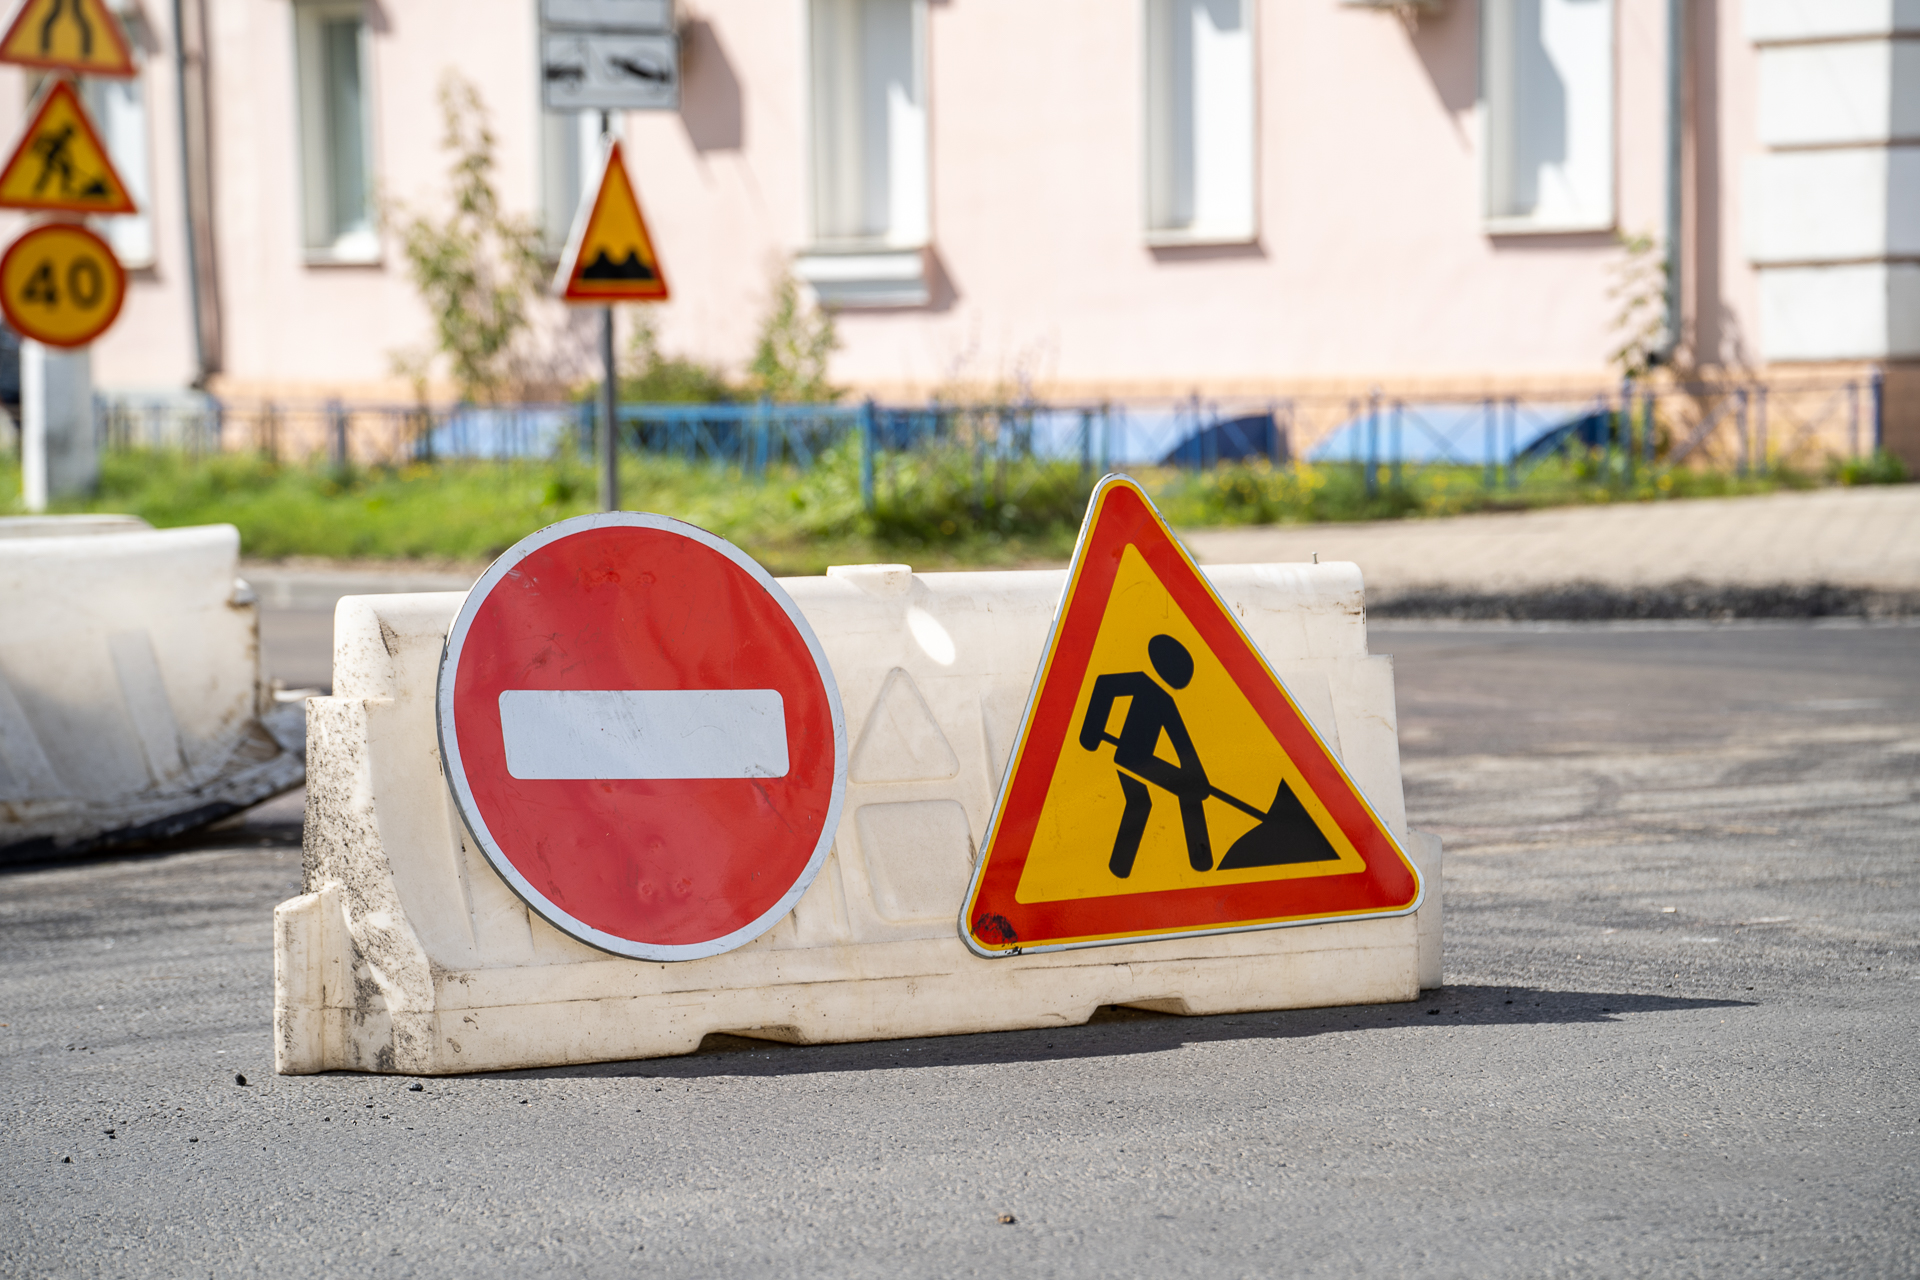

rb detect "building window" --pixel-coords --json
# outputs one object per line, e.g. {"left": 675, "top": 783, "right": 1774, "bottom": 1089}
{"left": 85, "top": 70, "right": 154, "bottom": 269}
{"left": 1143, "top": 0, "right": 1256, "bottom": 246}
{"left": 541, "top": 110, "right": 609, "bottom": 253}
{"left": 795, "top": 0, "right": 930, "bottom": 308}
{"left": 294, "top": 1, "right": 376, "bottom": 262}
{"left": 1480, "top": 0, "right": 1615, "bottom": 232}
{"left": 808, "top": 0, "right": 926, "bottom": 247}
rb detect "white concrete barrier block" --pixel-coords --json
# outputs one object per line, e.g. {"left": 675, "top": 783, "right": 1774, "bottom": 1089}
{"left": 0, "top": 524, "right": 304, "bottom": 858}
{"left": 277, "top": 562, "right": 1442, "bottom": 1074}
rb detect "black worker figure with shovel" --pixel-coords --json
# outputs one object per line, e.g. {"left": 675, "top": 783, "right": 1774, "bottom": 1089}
{"left": 1078, "top": 634, "right": 1342, "bottom": 879}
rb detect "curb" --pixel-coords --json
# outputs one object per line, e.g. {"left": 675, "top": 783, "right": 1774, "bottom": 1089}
{"left": 1368, "top": 579, "right": 1920, "bottom": 622}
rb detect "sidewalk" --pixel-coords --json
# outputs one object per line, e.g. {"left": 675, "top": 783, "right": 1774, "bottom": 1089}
{"left": 241, "top": 560, "right": 479, "bottom": 612}
{"left": 1182, "top": 486, "right": 1920, "bottom": 600}
{"left": 241, "top": 486, "right": 1920, "bottom": 618}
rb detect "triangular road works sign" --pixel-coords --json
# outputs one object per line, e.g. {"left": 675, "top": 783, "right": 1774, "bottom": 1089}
{"left": 960, "top": 474, "right": 1421, "bottom": 956}
{"left": 0, "top": 0, "right": 135, "bottom": 77}
{"left": 0, "top": 78, "right": 136, "bottom": 214}
{"left": 556, "top": 139, "right": 668, "bottom": 303}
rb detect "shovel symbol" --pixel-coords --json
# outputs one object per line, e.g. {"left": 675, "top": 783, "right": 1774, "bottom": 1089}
{"left": 1204, "top": 778, "right": 1341, "bottom": 870}
{"left": 1093, "top": 732, "right": 1338, "bottom": 872}
{"left": 1081, "top": 633, "right": 1339, "bottom": 878}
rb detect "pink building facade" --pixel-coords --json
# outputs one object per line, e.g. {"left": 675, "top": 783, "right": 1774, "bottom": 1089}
{"left": 4, "top": 0, "right": 1913, "bottom": 455}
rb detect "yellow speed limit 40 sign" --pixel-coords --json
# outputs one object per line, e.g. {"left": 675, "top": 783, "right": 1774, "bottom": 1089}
{"left": 1, "top": 221, "right": 124, "bottom": 347}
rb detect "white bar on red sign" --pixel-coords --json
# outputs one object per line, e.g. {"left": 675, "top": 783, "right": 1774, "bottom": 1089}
{"left": 498, "top": 689, "right": 788, "bottom": 780}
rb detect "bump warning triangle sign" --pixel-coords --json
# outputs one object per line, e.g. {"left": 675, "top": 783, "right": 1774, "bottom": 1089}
{"left": 0, "top": 0, "right": 135, "bottom": 77}
{"left": 556, "top": 139, "right": 668, "bottom": 303}
{"left": 960, "top": 475, "right": 1421, "bottom": 956}
{"left": 0, "top": 78, "right": 136, "bottom": 214}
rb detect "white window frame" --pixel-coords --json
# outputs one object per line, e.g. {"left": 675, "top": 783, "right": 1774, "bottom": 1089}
{"left": 293, "top": 0, "right": 379, "bottom": 264}
{"left": 541, "top": 110, "right": 611, "bottom": 255}
{"left": 797, "top": 0, "right": 931, "bottom": 307}
{"left": 805, "top": 0, "right": 929, "bottom": 250}
{"left": 1478, "top": 0, "right": 1618, "bottom": 235}
{"left": 84, "top": 59, "right": 155, "bottom": 270}
{"left": 1141, "top": 0, "right": 1259, "bottom": 247}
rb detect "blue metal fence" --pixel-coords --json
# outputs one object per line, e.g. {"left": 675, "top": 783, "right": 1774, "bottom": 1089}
{"left": 85, "top": 371, "right": 1888, "bottom": 509}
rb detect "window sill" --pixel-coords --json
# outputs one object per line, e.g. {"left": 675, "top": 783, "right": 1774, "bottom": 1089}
{"left": 304, "top": 250, "right": 384, "bottom": 268}
{"left": 1144, "top": 227, "right": 1258, "bottom": 248}
{"left": 1484, "top": 215, "right": 1616, "bottom": 237}
{"left": 795, "top": 246, "right": 930, "bottom": 309}
{"left": 303, "top": 232, "right": 383, "bottom": 268}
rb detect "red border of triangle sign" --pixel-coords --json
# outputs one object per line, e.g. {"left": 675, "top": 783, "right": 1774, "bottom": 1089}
{"left": 960, "top": 475, "right": 1423, "bottom": 956}
{"left": 0, "top": 0, "right": 136, "bottom": 79}
{"left": 556, "top": 140, "right": 669, "bottom": 304}
{"left": 0, "top": 77, "right": 136, "bottom": 215}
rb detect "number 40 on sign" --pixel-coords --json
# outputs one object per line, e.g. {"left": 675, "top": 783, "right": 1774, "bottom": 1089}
{"left": 0, "top": 221, "right": 125, "bottom": 347}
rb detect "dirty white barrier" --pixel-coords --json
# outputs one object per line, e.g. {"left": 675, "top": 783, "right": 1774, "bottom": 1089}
{"left": 0, "top": 522, "right": 305, "bottom": 860}
{"left": 276, "top": 562, "right": 1441, "bottom": 1075}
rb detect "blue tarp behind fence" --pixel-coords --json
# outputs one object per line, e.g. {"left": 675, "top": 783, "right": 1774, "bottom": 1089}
{"left": 1306, "top": 401, "right": 1611, "bottom": 468}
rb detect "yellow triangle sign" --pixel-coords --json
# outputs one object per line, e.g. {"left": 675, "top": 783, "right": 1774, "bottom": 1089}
{"left": 556, "top": 140, "right": 668, "bottom": 303}
{"left": 0, "top": 78, "right": 136, "bottom": 215}
{"left": 960, "top": 475, "right": 1422, "bottom": 956}
{"left": 0, "top": 0, "right": 135, "bottom": 77}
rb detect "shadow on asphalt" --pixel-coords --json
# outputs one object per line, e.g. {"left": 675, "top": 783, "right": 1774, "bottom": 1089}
{"left": 0, "top": 823, "right": 304, "bottom": 874}
{"left": 488, "top": 986, "right": 1755, "bottom": 1082}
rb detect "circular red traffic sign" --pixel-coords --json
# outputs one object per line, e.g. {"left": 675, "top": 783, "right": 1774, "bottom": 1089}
{"left": 437, "top": 513, "right": 847, "bottom": 961}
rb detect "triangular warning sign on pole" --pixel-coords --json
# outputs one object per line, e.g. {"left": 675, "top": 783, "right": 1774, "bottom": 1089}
{"left": 0, "top": 0, "right": 135, "bottom": 78}
{"left": 960, "top": 475, "right": 1422, "bottom": 956}
{"left": 0, "top": 78, "right": 136, "bottom": 214}
{"left": 556, "top": 139, "right": 668, "bottom": 303}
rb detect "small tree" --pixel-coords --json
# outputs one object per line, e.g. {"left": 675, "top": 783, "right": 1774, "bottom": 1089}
{"left": 748, "top": 273, "right": 839, "bottom": 403}
{"left": 1609, "top": 231, "right": 1671, "bottom": 381}
{"left": 394, "top": 73, "right": 547, "bottom": 403}
{"left": 622, "top": 312, "right": 738, "bottom": 403}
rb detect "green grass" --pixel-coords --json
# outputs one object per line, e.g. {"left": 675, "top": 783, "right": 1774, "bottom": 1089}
{"left": 0, "top": 443, "right": 1903, "bottom": 575}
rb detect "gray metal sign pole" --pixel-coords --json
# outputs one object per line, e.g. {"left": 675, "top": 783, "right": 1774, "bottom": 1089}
{"left": 599, "top": 305, "right": 618, "bottom": 511}
{"left": 597, "top": 110, "right": 619, "bottom": 512}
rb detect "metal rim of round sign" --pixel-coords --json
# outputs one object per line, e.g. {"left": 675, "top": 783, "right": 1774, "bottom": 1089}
{"left": 0, "top": 221, "right": 125, "bottom": 348}
{"left": 436, "top": 511, "right": 849, "bottom": 962}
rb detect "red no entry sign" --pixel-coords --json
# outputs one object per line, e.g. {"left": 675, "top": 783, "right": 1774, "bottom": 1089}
{"left": 437, "top": 513, "right": 847, "bottom": 961}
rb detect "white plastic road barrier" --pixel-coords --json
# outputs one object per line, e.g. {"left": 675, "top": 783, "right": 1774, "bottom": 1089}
{"left": 0, "top": 520, "right": 305, "bottom": 860}
{"left": 276, "top": 562, "right": 1442, "bottom": 1075}
{"left": 0, "top": 514, "right": 151, "bottom": 539}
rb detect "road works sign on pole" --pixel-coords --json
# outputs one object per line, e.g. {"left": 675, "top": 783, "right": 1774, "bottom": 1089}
{"left": 960, "top": 475, "right": 1422, "bottom": 956}
{"left": 0, "top": 78, "right": 136, "bottom": 214}
{"left": 437, "top": 513, "right": 848, "bottom": 962}
{"left": 0, "top": 0, "right": 135, "bottom": 77}
{"left": 1, "top": 220, "right": 123, "bottom": 346}
{"left": 555, "top": 140, "right": 668, "bottom": 302}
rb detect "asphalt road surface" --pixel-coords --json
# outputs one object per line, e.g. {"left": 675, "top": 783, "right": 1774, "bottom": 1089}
{"left": 258, "top": 606, "right": 349, "bottom": 692}
{"left": 3, "top": 622, "right": 1915, "bottom": 1278}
